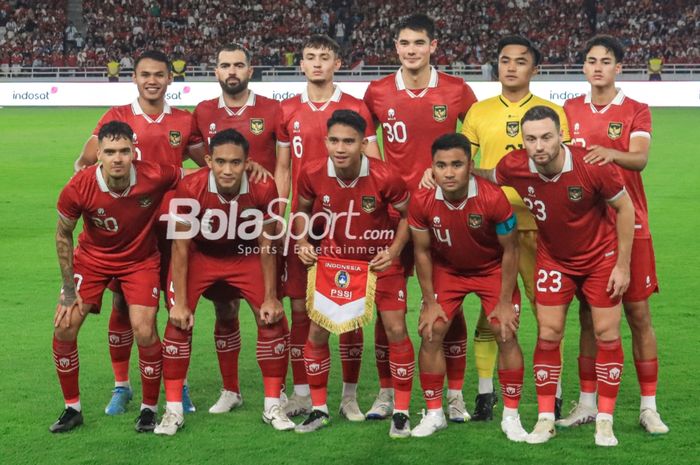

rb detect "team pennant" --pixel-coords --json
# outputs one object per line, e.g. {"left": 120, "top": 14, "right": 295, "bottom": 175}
{"left": 306, "top": 256, "right": 376, "bottom": 334}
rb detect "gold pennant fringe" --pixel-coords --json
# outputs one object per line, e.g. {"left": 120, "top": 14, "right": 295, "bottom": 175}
{"left": 306, "top": 261, "right": 377, "bottom": 335}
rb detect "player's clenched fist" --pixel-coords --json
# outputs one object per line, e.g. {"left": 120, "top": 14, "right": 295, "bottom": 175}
{"left": 169, "top": 303, "right": 194, "bottom": 330}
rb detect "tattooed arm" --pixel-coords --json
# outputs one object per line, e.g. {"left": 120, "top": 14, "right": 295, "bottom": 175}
{"left": 54, "top": 215, "right": 82, "bottom": 328}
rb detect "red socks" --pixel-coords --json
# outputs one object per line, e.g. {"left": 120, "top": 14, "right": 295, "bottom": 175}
{"left": 374, "top": 318, "right": 392, "bottom": 389}
{"left": 53, "top": 336, "right": 80, "bottom": 404}
{"left": 339, "top": 328, "right": 363, "bottom": 384}
{"left": 304, "top": 340, "right": 331, "bottom": 407}
{"left": 635, "top": 358, "right": 658, "bottom": 397}
{"left": 533, "top": 338, "right": 561, "bottom": 414}
{"left": 389, "top": 338, "right": 415, "bottom": 412}
{"left": 596, "top": 338, "right": 623, "bottom": 415}
{"left": 138, "top": 339, "right": 162, "bottom": 406}
{"left": 443, "top": 311, "right": 467, "bottom": 391}
{"left": 214, "top": 318, "right": 241, "bottom": 393}
{"left": 578, "top": 355, "right": 597, "bottom": 394}
{"left": 290, "top": 310, "right": 310, "bottom": 386}
{"left": 420, "top": 372, "right": 444, "bottom": 410}
{"left": 162, "top": 323, "right": 192, "bottom": 402}
{"left": 257, "top": 317, "right": 289, "bottom": 398}
{"left": 499, "top": 367, "right": 524, "bottom": 409}
{"left": 108, "top": 309, "right": 132, "bottom": 384}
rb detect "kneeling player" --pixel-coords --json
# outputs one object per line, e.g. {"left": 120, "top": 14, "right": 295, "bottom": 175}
{"left": 293, "top": 110, "right": 415, "bottom": 438}
{"left": 477, "top": 106, "right": 635, "bottom": 446}
{"left": 51, "top": 121, "right": 182, "bottom": 433}
{"left": 409, "top": 134, "right": 526, "bottom": 441}
{"left": 155, "top": 129, "right": 293, "bottom": 435}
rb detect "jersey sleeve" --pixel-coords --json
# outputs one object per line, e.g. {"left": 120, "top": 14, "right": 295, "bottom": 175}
{"left": 186, "top": 110, "right": 204, "bottom": 148}
{"left": 631, "top": 104, "right": 652, "bottom": 139}
{"left": 494, "top": 154, "right": 514, "bottom": 186}
{"left": 407, "top": 194, "right": 429, "bottom": 231}
{"left": 555, "top": 104, "right": 571, "bottom": 142}
{"left": 171, "top": 178, "right": 197, "bottom": 224}
{"left": 362, "top": 82, "right": 377, "bottom": 121}
{"left": 269, "top": 100, "right": 282, "bottom": 143}
{"left": 92, "top": 107, "right": 117, "bottom": 136}
{"left": 296, "top": 170, "right": 315, "bottom": 203}
{"left": 56, "top": 180, "right": 83, "bottom": 220}
{"left": 160, "top": 164, "right": 183, "bottom": 190}
{"left": 258, "top": 179, "right": 280, "bottom": 224}
{"left": 591, "top": 163, "right": 626, "bottom": 202}
{"left": 276, "top": 105, "right": 290, "bottom": 147}
{"left": 458, "top": 83, "right": 478, "bottom": 120}
{"left": 358, "top": 101, "right": 378, "bottom": 142}
{"left": 383, "top": 172, "right": 410, "bottom": 209}
{"left": 461, "top": 106, "right": 479, "bottom": 157}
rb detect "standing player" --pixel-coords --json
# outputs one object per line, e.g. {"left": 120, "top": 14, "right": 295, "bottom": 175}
{"left": 190, "top": 44, "right": 282, "bottom": 414}
{"left": 409, "top": 133, "right": 526, "bottom": 441}
{"left": 293, "top": 110, "right": 414, "bottom": 438}
{"left": 363, "top": 13, "right": 477, "bottom": 422}
{"left": 51, "top": 121, "right": 182, "bottom": 433}
{"left": 155, "top": 129, "right": 293, "bottom": 435}
{"left": 74, "top": 50, "right": 205, "bottom": 415}
{"left": 477, "top": 106, "right": 635, "bottom": 446}
{"left": 560, "top": 35, "right": 668, "bottom": 434}
{"left": 275, "top": 34, "right": 380, "bottom": 420}
{"left": 432, "top": 36, "right": 570, "bottom": 420}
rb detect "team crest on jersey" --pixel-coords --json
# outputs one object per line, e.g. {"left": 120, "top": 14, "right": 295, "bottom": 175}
{"left": 608, "top": 122, "right": 623, "bottom": 140}
{"left": 568, "top": 186, "right": 583, "bottom": 201}
{"left": 334, "top": 270, "right": 350, "bottom": 289}
{"left": 169, "top": 130, "right": 181, "bottom": 147}
{"left": 468, "top": 213, "right": 482, "bottom": 229}
{"left": 433, "top": 105, "right": 447, "bottom": 122}
{"left": 138, "top": 196, "right": 153, "bottom": 208}
{"left": 250, "top": 118, "right": 264, "bottom": 135}
{"left": 506, "top": 121, "right": 520, "bottom": 137}
{"left": 361, "top": 196, "right": 376, "bottom": 213}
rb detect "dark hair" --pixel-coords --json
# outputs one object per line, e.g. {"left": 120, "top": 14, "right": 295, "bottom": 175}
{"left": 521, "top": 105, "right": 560, "bottom": 131}
{"left": 134, "top": 50, "right": 171, "bottom": 71}
{"left": 209, "top": 128, "right": 249, "bottom": 157}
{"left": 584, "top": 35, "right": 624, "bottom": 63}
{"left": 497, "top": 35, "right": 542, "bottom": 66}
{"left": 97, "top": 120, "right": 133, "bottom": 142}
{"left": 217, "top": 43, "right": 252, "bottom": 64}
{"left": 327, "top": 109, "right": 366, "bottom": 135}
{"left": 396, "top": 14, "right": 436, "bottom": 41}
{"left": 303, "top": 34, "right": 341, "bottom": 57}
{"left": 431, "top": 133, "right": 471, "bottom": 158}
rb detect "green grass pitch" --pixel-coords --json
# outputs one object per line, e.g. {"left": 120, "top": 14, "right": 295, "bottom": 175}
{"left": 0, "top": 107, "right": 698, "bottom": 465}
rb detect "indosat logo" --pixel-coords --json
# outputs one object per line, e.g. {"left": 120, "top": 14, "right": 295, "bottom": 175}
{"left": 12, "top": 86, "right": 58, "bottom": 101}
{"left": 271, "top": 90, "right": 299, "bottom": 101}
{"left": 166, "top": 86, "right": 191, "bottom": 101}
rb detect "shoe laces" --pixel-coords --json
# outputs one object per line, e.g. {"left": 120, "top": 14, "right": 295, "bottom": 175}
{"left": 303, "top": 409, "right": 328, "bottom": 425}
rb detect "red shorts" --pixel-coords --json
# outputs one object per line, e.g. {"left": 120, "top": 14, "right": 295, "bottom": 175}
{"left": 624, "top": 237, "right": 659, "bottom": 302}
{"left": 535, "top": 255, "right": 621, "bottom": 308}
{"left": 167, "top": 252, "right": 265, "bottom": 311}
{"left": 72, "top": 251, "right": 160, "bottom": 312}
{"left": 434, "top": 266, "right": 521, "bottom": 320}
{"left": 375, "top": 270, "right": 407, "bottom": 312}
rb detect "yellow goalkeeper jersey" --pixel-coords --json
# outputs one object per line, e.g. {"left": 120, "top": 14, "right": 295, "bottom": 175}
{"left": 461, "top": 92, "right": 570, "bottom": 230}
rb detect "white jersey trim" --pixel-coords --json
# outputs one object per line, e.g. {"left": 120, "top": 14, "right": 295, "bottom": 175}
{"left": 584, "top": 88, "right": 625, "bottom": 114}
{"left": 630, "top": 131, "right": 651, "bottom": 140}
{"left": 606, "top": 186, "right": 627, "bottom": 203}
{"left": 131, "top": 99, "right": 172, "bottom": 123}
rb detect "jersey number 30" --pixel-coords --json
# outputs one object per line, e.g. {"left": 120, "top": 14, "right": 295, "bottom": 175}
{"left": 382, "top": 122, "right": 407, "bottom": 143}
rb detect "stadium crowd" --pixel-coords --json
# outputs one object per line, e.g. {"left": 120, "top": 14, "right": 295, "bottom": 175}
{"left": 0, "top": 0, "right": 698, "bottom": 75}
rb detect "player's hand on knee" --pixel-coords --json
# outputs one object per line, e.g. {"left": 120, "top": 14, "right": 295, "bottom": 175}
{"left": 607, "top": 264, "right": 630, "bottom": 299}
{"left": 54, "top": 293, "right": 83, "bottom": 328}
{"left": 260, "top": 298, "right": 284, "bottom": 324}
{"left": 489, "top": 301, "right": 519, "bottom": 342}
{"left": 419, "top": 167, "right": 437, "bottom": 190}
{"left": 418, "top": 301, "right": 448, "bottom": 342}
{"left": 169, "top": 304, "right": 194, "bottom": 330}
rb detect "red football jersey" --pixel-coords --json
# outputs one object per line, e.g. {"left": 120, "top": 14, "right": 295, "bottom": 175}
{"left": 297, "top": 156, "right": 409, "bottom": 263}
{"left": 92, "top": 101, "right": 203, "bottom": 167}
{"left": 364, "top": 67, "right": 477, "bottom": 190}
{"left": 171, "top": 169, "right": 278, "bottom": 257}
{"left": 565, "top": 90, "right": 652, "bottom": 238}
{"left": 57, "top": 161, "right": 181, "bottom": 266}
{"left": 192, "top": 93, "right": 280, "bottom": 174}
{"left": 495, "top": 145, "right": 626, "bottom": 274}
{"left": 277, "top": 86, "right": 377, "bottom": 208}
{"left": 409, "top": 176, "right": 513, "bottom": 274}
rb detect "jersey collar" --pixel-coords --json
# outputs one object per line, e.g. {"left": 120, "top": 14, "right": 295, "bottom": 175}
{"left": 528, "top": 144, "right": 573, "bottom": 182}
{"left": 327, "top": 155, "right": 369, "bottom": 188}
{"left": 208, "top": 170, "right": 249, "bottom": 203}
{"left": 434, "top": 175, "right": 477, "bottom": 210}
{"left": 301, "top": 85, "right": 342, "bottom": 111}
{"left": 498, "top": 92, "right": 534, "bottom": 108}
{"left": 218, "top": 91, "right": 256, "bottom": 117}
{"left": 584, "top": 88, "right": 626, "bottom": 114}
{"left": 131, "top": 99, "right": 172, "bottom": 123}
{"left": 96, "top": 164, "right": 137, "bottom": 197}
{"left": 395, "top": 66, "right": 438, "bottom": 98}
